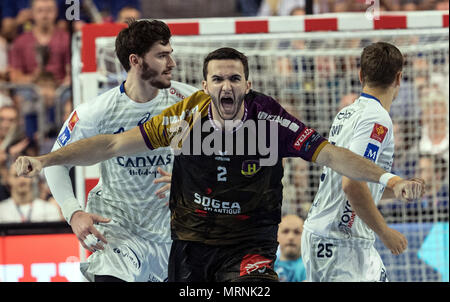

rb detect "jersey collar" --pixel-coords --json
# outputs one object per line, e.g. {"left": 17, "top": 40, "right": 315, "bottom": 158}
{"left": 360, "top": 92, "right": 381, "bottom": 105}
{"left": 120, "top": 81, "right": 126, "bottom": 94}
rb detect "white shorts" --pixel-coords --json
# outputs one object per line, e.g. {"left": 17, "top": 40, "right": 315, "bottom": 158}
{"left": 80, "top": 219, "right": 171, "bottom": 282}
{"left": 301, "top": 228, "right": 388, "bottom": 282}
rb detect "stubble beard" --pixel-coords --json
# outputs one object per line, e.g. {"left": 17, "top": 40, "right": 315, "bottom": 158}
{"left": 141, "top": 61, "right": 171, "bottom": 89}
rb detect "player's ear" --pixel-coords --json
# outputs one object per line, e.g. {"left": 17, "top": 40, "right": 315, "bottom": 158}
{"left": 395, "top": 71, "right": 402, "bottom": 86}
{"left": 202, "top": 80, "right": 208, "bottom": 94}
{"left": 129, "top": 54, "right": 139, "bottom": 69}
{"left": 358, "top": 69, "right": 363, "bottom": 84}
{"left": 245, "top": 80, "right": 252, "bottom": 94}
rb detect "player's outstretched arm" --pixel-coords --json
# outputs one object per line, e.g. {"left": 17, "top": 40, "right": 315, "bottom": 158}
{"left": 315, "top": 144, "right": 425, "bottom": 202}
{"left": 342, "top": 177, "right": 407, "bottom": 255}
{"left": 15, "top": 126, "right": 147, "bottom": 177}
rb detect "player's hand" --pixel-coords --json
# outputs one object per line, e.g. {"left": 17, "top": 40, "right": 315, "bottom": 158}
{"left": 391, "top": 178, "right": 425, "bottom": 202}
{"left": 70, "top": 211, "right": 111, "bottom": 252}
{"left": 14, "top": 156, "right": 43, "bottom": 177}
{"left": 379, "top": 227, "right": 408, "bottom": 255}
{"left": 153, "top": 167, "right": 172, "bottom": 199}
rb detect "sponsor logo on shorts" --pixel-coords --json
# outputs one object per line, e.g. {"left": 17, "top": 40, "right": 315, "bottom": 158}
{"left": 113, "top": 245, "right": 141, "bottom": 270}
{"left": 240, "top": 254, "right": 272, "bottom": 276}
{"left": 370, "top": 123, "right": 388, "bottom": 143}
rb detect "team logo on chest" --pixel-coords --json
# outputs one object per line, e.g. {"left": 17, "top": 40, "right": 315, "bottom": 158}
{"left": 241, "top": 160, "right": 261, "bottom": 177}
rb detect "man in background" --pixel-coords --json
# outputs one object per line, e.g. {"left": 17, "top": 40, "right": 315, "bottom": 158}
{"left": 275, "top": 214, "right": 306, "bottom": 282}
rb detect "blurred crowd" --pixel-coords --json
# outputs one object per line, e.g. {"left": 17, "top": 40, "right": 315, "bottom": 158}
{"left": 0, "top": 0, "right": 448, "bottom": 224}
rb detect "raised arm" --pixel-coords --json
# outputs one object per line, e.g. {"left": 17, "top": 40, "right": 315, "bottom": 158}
{"left": 315, "top": 143, "right": 424, "bottom": 201}
{"left": 15, "top": 126, "right": 147, "bottom": 176}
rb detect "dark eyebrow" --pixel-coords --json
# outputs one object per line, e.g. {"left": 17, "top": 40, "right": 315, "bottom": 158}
{"left": 156, "top": 49, "right": 174, "bottom": 55}
{"left": 211, "top": 74, "right": 241, "bottom": 79}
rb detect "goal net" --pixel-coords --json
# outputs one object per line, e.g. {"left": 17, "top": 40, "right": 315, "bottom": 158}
{"left": 73, "top": 11, "right": 449, "bottom": 282}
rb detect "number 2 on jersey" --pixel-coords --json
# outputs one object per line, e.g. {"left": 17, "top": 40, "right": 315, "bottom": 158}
{"left": 217, "top": 166, "right": 227, "bottom": 182}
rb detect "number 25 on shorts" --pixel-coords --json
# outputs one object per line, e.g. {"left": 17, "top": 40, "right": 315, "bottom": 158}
{"left": 317, "top": 243, "right": 333, "bottom": 258}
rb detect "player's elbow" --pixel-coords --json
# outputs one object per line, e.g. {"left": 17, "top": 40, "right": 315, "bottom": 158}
{"left": 315, "top": 143, "right": 333, "bottom": 166}
{"left": 342, "top": 177, "right": 353, "bottom": 194}
{"left": 342, "top": 177, "right": 360, "bottom": 195}
{"left": 105, "top": 134, "right": 124, "bottom": 157}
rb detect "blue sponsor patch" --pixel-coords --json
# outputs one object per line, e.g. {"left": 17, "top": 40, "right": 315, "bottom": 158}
{"left": 364, "top": 143, "right": 379, "bottom": 162}
{"left": 57, "top": 127, "right": 71, "bottom": 146}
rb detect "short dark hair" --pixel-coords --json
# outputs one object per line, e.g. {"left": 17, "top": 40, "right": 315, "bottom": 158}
{"left": 115, "top": 20, "right": 172, "bottom": 72}
{"left": 360, "top": 42, "right": 404, "bottom": 89}
{"left": 203, "top": 47, "right": 249, "bottom": 80}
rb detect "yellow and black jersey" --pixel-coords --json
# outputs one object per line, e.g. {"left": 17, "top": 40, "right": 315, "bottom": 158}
{"left": 140, "top": 90, "right": 329, "bottom": 245}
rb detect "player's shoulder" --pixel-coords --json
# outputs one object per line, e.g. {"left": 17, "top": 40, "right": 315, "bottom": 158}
{"left": 363, "top": 102, "right": 392, "bottom": 127}
{"left": 74, "top": 85, "right": 121, "bottom": 115}
{"left": 355, "top": 96, "right": 393, "bottom": 128}
{"left": 245, "top": 89, "right": 280, "bottom": 112}
{"left": 160, "top": 89, "right": 210, "bottom": 117}
{"left": 168, "top": 81, "right": 198, "bottom": 97}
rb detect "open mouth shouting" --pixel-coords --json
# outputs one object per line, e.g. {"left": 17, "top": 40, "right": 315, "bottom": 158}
{"left": 220, "top": 97, "right": 235, "bottom": 115}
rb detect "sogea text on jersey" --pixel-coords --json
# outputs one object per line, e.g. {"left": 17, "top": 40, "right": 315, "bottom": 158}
{"left": 194, "top": 193, "right": 241, "bottom": 214}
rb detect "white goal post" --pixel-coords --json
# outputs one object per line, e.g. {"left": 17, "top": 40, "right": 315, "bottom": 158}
{"left": 72, "top": 11, "right": 449, "bottom": 281}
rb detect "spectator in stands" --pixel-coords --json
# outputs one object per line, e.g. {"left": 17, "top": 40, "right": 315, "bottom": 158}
{"left": 401, "top": 0, "right": 419, "bottom": 11}
{"left": 419, "top": 91, "right": 448, "bottom": 162}
{"left": 0, "top": 105, "right": 30, "bottom": 167}
{"left": 275, "top": 214, "right": 306, "bottom": 282}
{"left": 0, "top": 88, "right": 14, "bottom": 108}
{"left": 0, "top": 162, "right": 10, "bottom": 200}
{"left": 435, "top": 0, "right": 449, "bottom": 10}
{"left": 290, "top": 6, "right": 305, "bottom": 15}
{"left": 237, "top": 0, "right": 263, "bottom": 16}
{"left": 8, "top": 0, "right": 71, "bottom": 85}
{"left": 282, "top": 158, "right": 311, "bottom": 218}
{"left": 33, "top": 71, "right": 59, "bottom": 135}
{"left": 390, "top": 120, "right": 420, "bottom": 179}
{"left": 418, "top": 153, "right": 448, "bottom": 209}
{"left": 0, "top": 35, "right": 8, "bottom": 81}
{"left": 0, "top": 106, "right": 21, "bottom": 152}
{"left": 0, "top": 164, "right": 62, "bottom": 223}
{"left": 0, "top": 0, "right": 32, "bottom": 42}
{"left": 258, "top": 0, "right": 308, "bottom": 16}
{"left": 117, "top": 6, "right": 141, "bottom": 23}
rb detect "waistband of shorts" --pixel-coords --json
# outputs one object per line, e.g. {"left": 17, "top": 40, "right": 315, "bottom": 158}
{"left": 303, "top": 225, "right": 375, "bottom": 249}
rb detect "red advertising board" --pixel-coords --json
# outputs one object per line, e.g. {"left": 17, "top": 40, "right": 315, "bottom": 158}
{"left": 0, "top": 233, "right": 82, "bottom": 282}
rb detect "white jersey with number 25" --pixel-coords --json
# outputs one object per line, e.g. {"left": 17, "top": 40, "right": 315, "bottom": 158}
{"left": 304, "top": 93, "right": 395, "bottom": 243}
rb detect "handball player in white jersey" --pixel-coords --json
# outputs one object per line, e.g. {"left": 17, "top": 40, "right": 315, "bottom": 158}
{"left": 44, "top": 20, "right": 197, "bottom": 282}
{"left": 302, "top": 42, "right": 425, "bottom": 282}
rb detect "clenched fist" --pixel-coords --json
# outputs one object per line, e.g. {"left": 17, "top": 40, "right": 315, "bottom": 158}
{"left": 15, "top": 156, "right": 43, "bottom": 177}
{"left": 392, "top": 177, "right": 425, "bottom": 202}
